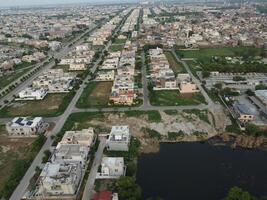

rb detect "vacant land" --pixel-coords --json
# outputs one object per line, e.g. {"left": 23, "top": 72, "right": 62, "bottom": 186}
{"left": 77, "top": 81, "right": 113, "bottom": 108}
{"left": 164, "top": 51, "right": 185, "bottom": 74}
{"left": 109, "top": 44, "right": 124, "bottom": 52}
{"left": 114, "top": 38, "right": 127, "bottom": 44}
{"left": 177, "top": 47, "right": 264, "bottom": 59}
{"left": 54, "top": 110, "right": 216, "bottom": 154}
{"left": 0, "top": 93, "right": 72, "bottom": 117}
{"left": 0, "top": 125, "right": 34, "bottom": 197}
{"left": 149, "top": 90, "right": 206, "bottom": 106}
{"left": 185, "top": 60, "right": 202, "bottom": 76}
{"left": 53, "top": 64, "right": 69, "bottom": 72}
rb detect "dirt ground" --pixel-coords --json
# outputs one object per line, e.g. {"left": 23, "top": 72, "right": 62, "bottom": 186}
{"left": 0, "top": 126, "right": 34, "bottom": 191}
{"left": 6, "top": 94, "right": 66, "bottom": 116}
{"left": 74, "top": 111, "right": 218, "bottom": 154}
{"left": 90, "top": 82, "right": 112, "bottom": 98}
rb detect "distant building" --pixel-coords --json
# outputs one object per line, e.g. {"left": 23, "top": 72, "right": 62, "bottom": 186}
{"left": 6, "top": 117, "right": 47, "bottom": 136}
{"left": 69, "top": 63, "right": 87, "bottom": 71}
{"left": 177, "top": 73, "right": 199, "bottom": 93}
{"left": 97, "top": 157, "right": 125, "bottom": 179}
{"left": 233, "top": 103, "right": 254, "bottom": 123}
{"left": 106, "top": 126, "right": 131, "bottom": 151}
{"left": 255, "top": 90, "right": 267, "bottom": 108}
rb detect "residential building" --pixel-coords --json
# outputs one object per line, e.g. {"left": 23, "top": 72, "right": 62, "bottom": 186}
{"left": 97, "top": 157, "right": 125, "bottom": 179}
{"left": 177, "top": 74, "right": 199, "bottom": 93}
{"left": 107, "top": 126, "right": 130, "bottom": 151}
{"left": 6, "top": 117, "right": 47, "bottom": 136}
{"left": 69, "top": 63, "right": 87, "bottom": 71}
{"left": 59, "top": 128, "right": 95, "bottom": 148}
{"left": 96, "top": 70, "right": 115, "bottom": 81}
{"left": 17, "top": 87, "right": 48, "bottom": 100}
{"left": 37, "top": 162, "right": 82, "bottom": 196}
{"left": 233, "top": 103, "right": 255, "bottom": 123}
{"left": 93, "top": 191, "right": 119, "bottom": 200}
{"left": 52, "top": 144, "right": 89, "bottom": 168}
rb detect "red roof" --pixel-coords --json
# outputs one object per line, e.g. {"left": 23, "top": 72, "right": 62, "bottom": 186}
{"left": 93, "top": 191, "right": 112, "bottom": 200}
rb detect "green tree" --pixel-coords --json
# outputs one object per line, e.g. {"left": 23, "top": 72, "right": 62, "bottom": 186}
{"left": 116, "top": 176, "right": 142, "bottom": 200}
{"left": 202, "top": 71, "right": 211, "bottom": 78}
{"left": 226, "top": 186, "right": 257, "bottom": 200}
{"left": 126, "top": 161, "right": 137, "bottom": 176}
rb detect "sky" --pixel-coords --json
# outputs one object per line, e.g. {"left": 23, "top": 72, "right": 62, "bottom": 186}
{"left": 0, "top": 0, "right": 138, "bottom": 7}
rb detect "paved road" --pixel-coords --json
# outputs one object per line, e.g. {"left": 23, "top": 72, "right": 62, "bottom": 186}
{"left": 82, "top": 137, "right": 106, "bottom": 200}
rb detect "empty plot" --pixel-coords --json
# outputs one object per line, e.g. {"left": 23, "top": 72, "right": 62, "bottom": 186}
{"left": 77, "top": 81, "right": 113, "bottom": 108}
{"left": 149, "top": 90, "right": 206, "bottom": 106}
{"left": 164, "top": 51, "right": 185, "bottom": 74}
{"left": 0, "top": 93, "right": 70, "bottom": 117}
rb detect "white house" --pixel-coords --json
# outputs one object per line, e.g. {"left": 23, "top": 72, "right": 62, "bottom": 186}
{"left": 17, "top": 87, "right": 48, "bottom": 100}
{"left": 96, "top": 157, "right": 125, "bottom": 179}
{"left": 6, "top": 117, "right": 47, "bottom": 137}
{"left": 106, "top": 125, "right": 131, "bottom": 151}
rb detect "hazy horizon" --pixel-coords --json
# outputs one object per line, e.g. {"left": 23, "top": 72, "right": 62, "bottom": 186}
{"left": 0, "top": 0, "right": 139, "bottom": 8}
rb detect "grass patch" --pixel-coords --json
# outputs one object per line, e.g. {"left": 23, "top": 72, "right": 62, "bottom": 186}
{"left": 149, "top": 90, "right": 206, "bottom": 106}
{"left": 0, "top": 134, "right": 46, "bottom": 199}
{"left": 185, "top": 60, "right": 202, "bottom": 76}
{"left": 109, "top": 44, "right": 124, "bottom": 52}
{"left": 184, "top": 109, "right": 210, "bottom": 124}
{"left": 124, "top": 110, "right": 161, "bottom": 123}
{"left": 164, "top": 110, "right": 178, "bottom": 115}
{"left": 167, "top": 131, "right": 185, "bottom": 140}
{"left": 0, "top": 92, "right": 75, "bottom": 117}
{"left": 177, "top": 47, "right": 264, "bottom": 59}
{"left": 53, "top": 64, "right": 70, "bottom": 72}
{"left": 76, "top": 81, "right": 113, "bottom": 108}
{"left": 164, "top": 51, "right": 185, "bottom": 75}
{"left": 113, "top": 38, "right": 127, "bottom": 44}
{"left": 141, "top": 127, "right": 161, "bottom": 140}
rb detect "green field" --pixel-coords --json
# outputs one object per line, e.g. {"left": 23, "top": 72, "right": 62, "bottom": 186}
{"left": 109, "top": 44, "right": 124, "bottom": 52}
{"left": 76, "top": 81, "right": 113, "bottom": 108}
{"left": 178, "top": 47, "right": 264, "bottom": 59}
{"left": 164, "top": 51, "right": 185, "bottom": 74}
{"left": 149, "top": 90, "right": 206, "bottom": 106}
{"left": 185, "top": 60, "right": 202, "bottom": 76}
{"left": 114, "top": 38, "right": 127, "bottom": 44}
{"left": 0, "top": 93, "right": 74, "bottom": 117}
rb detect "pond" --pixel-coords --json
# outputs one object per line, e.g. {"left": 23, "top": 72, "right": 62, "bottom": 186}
{"left": 136, "top": 142, "right": 267, "bottom": 200}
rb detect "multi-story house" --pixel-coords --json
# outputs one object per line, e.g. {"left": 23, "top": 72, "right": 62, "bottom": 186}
{"left": 6, "top": 117, "right": 47, "bottom": 136}
{"left": 106, "top": 126, "right": 131, "bottom": 151}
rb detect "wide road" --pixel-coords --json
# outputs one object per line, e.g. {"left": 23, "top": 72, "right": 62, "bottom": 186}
{"left": 82, "top": 137, "right": 106, "bottom": 200}
{"left": 10, "top": 12, "right": 129, "bottom": 200}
